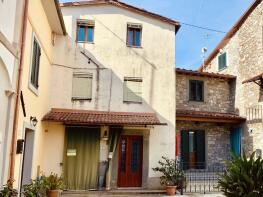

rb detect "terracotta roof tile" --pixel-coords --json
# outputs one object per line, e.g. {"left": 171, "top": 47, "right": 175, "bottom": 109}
{"left": 42, "top": 108, "right": 166, "bottom": 125}
{"left": 176, "top": 68, "right": 236, "bottom": 80}
{"left": 177, "top": 109, "right": 246, "bottom": 123}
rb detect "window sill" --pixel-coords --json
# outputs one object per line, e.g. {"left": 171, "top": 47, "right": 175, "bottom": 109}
{"left": 218, "top": 67, "right": 227, "bottom": 72}
{"left": 72, "top": 98, "right": 92, "bottom": 101}
{"left": 28, "top": 83, "right": 39, "bottom": 96}
{"left": 126, "top": 45, "right": 142, "bottom": 49}
{"left": 77, "top": 41, "right": 94, "bottom": 44}
{"left": 123, "top": 101, "right": 143, "bottom": 104}
{"left": 188, "top": 100, "right": 204, "bottom": 103}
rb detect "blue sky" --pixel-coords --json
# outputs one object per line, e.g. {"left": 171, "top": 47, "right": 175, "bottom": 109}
{"left": 60, "top": 0, "right": 254, "bottom": 70}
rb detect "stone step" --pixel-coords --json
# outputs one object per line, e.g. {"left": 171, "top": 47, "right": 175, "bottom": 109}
{"left": 62, "top": 189, "right": 166, "bottom": 196}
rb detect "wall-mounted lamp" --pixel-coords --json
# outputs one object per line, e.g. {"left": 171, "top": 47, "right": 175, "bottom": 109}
{"left": 30, "top": 116, "right": 38, "bottom": 127}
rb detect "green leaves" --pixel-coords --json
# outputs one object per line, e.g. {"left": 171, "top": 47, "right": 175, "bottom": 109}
{"left": 153, "top": 156, "right": 184, "bottom": 186}
{"left": 0, "top": 179, "right": 18, "bottom": 197}
{"left": 218, "top": 151, "right": 263, "bottom": 197}
{"left": 22, "top": 173, "right": 64, "bottom": 197}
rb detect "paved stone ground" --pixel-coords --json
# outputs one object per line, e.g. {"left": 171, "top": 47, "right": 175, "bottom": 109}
{"left": 62, "top": 193, "right": 224, "bottom": 197}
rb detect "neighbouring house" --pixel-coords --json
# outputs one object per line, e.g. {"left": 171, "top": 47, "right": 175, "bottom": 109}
{"left": 176, "top": 68, "right": 246, "bottom": 170}
{"left": 0, "top": 0, "right": 23, "bottom": 186}
{"left": 10, "top": 0, "right": 66, "bottom": 191}
{"left": 19, "top": 0, "right": 178, "bottom": 191}
{"left": 199, "top": 0, "right": 263, "bottom": 156}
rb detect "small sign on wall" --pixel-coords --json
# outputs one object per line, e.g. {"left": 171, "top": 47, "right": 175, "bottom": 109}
{"left": 67, "top": 149, "right": 77, "bottom": 157}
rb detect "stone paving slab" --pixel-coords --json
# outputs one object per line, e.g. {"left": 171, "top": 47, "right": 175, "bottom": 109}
{"left": 62, "top": 193, "right": 224, "bottom": 197}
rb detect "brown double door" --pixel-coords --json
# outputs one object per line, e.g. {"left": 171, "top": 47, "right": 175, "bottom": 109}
{"left": 118, "top": 135, "right": 143, "bottom": 187}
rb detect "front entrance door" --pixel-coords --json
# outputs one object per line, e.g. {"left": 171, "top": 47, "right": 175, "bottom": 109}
{"left": 118, "top": 135, "right": 143, "bottom": 187}
{"left": 181, "top": 130, "right": 205, "bottom": 169}
{"left": 21, "top": 129, "right": 34, "bottom": 188}
{"left": 230, "top": 128, "right": 241, "bottom": 157}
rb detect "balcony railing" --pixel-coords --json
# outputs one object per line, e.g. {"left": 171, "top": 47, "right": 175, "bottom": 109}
{"left": 246, "top": 105, "right": 263, "bottom": 123}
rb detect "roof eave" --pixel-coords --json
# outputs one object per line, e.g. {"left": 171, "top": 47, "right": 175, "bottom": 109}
{"left": 54, "top": 0, "right": 67, "bottom": 35}
{"left": 60, "top": 0, "right": 180, "bottom": 29}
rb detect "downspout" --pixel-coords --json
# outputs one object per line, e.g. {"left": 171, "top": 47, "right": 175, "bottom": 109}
{"left": 9, "top": 0, "right": 29, "bottom": 184}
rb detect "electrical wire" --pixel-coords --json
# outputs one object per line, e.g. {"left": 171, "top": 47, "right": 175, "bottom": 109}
{"left": 180, "top": 22, "right": 227, "bottom": 34}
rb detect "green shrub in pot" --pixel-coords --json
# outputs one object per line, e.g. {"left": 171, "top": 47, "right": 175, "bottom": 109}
{"left": 153, "top": 156, "right": 184, "bottom": 195}
{"left": 46, "top": 173, "right": 64, "bottom": 197}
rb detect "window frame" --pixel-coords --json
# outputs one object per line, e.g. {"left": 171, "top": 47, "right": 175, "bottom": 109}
{"left": 76, "top": 20, "right": 95, "bottom": 43}
{"left": 126, "top": 23, "right": 142, "bottom": 48}
{"left": 218, "top": 52, "right": 227, "bottom": 71}
{"left": 72, "top": 73, "right": 93, "bottom": 101}
{"left": 28, "top": 33, "right": 41, "bottom": 95}
{"left": 123, "top": 77, "right": 143, "bottom": 104}
{"left": 189, "top": 80, "right": 204, "bottom": 102}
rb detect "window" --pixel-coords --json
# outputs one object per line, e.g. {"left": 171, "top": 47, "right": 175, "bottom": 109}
{"left": 189, "top": 80, "right": 204, "bottom": 102}
{"left": 218, "top": 52, "right": 227, "bottom": 70}
{"left": 72, "top": 73, "right": 93, "bottom": 100}
{"left": 30, "top": 37, "right": 41, "bottom": 89}
{"left": 127, "top": 23, "right": 142, "bottom": 47}
{"left": 123, "top": 77, "right": 142, "bottom": 103}
{"left": 77, "top": 20, "right": 95, "bottom": 43}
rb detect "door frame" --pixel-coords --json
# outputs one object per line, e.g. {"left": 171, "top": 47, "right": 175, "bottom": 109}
{"left": 19, "top": 122, "right": 36, "bottom": 193}
{"left": 180, "top": 130, "right": 206, "bottom": 169}
{"left": 117, "top": 135, "right": 143, "bottom": 188}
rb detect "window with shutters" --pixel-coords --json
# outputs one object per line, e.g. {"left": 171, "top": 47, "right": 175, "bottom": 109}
{"left": 189, "top": 80, "right": 204, "bottom": 102}
{"left": 218, "top": 52, "right": 227, "bottom": 70}
{"left": 30, "top": 37, "right": 41, "bottom": 90}
{"left": 76, "top": 20, "right": 95, "bottom": 43}
{"left": 123, "top": 77, "right": 142, "bottom": 103}
{"left": 127, "top": 23, "right": 142, "bottom": 47}
{"left": 72, "top": 73, "right": 93, "bottom": 100}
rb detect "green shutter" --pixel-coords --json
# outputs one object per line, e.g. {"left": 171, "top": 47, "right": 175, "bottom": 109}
{"left": 30, "top": 38, "right": 41, "bottom": 88}
{"left": 181, "top": 131, "right": 189, "bottom": 170}
{"left": 195, "top": 130, "right": 206, "bottom": 169}
{"left": 218, "top": 52, "right": 227, "bottom": 70}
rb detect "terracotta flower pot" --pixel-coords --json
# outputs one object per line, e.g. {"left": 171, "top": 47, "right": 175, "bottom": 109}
{"left": 166, "top": 186, "right": 176, "bottom": 196}
{"left": 47, "top": 190, "right": 61, "bottom": 197}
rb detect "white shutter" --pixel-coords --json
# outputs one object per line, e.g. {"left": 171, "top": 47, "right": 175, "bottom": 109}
{"left": 72, "top": 74, "right": 92, "bottom": 99}
{"left": 124, "top": 78, "right": 142, "bottom": 103}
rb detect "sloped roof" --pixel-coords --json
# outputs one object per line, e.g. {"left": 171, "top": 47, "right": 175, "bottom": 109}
{"left": 42, "top": 108, "right": 166, "bottom": 126}
{"left": 60, "top": 0, "right": 180, "bottom": 32}
{"left": 176, "top": 68, "right": 236, "bottom": 80}
{"left": 199, "top": 0, "right": 262, "bottom": 71}
{"left": 176, "top": 109, "right": 246, "bottom": 124}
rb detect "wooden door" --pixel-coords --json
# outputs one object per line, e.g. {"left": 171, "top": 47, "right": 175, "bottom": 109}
{"left": 118, "top": 135, "right": 143, "bottom": 187}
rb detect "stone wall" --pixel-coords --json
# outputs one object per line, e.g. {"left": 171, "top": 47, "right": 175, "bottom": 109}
{"left": 176, "top": 74, "right": 235, "bottom": 113}
{"left": 204, "top": 1, "right": 263, "bottom": 154}
{"left": 176, "top": 121, "right": 231, "bottom": 167}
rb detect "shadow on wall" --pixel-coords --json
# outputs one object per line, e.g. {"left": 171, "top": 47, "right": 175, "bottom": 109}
{"left": 50, "top": 14, "right": 174, "bottom": 127}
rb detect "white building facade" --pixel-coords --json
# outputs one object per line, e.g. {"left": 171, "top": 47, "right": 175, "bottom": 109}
{"left": 40, "top": 0, "right": 179, "bottom": 189}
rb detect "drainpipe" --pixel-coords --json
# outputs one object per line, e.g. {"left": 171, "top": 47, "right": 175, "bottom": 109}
{"left": 9, "top": 0, "right": 29, "bottom": 184}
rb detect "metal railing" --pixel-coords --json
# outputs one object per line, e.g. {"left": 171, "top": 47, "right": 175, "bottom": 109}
{"left": 179, "top": 162, "right": 225, "bottom": 194}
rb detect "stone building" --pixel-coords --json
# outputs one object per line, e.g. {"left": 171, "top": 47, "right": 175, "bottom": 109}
{"left": 176, "top": 68, "right": 245, "bottom": 169}
{"left": 200, "top": 0, "right": 263, "bottom": 155}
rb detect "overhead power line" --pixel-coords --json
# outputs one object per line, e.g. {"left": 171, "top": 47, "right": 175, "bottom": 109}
{"left": 180, "top": 22, "right": 227, "bottom": 34}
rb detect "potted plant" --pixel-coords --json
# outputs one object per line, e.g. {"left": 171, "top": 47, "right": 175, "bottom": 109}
{"left": 23, "top": 176, "right": 47, "bottom": 197}
{"left": 46, "top": 173, "right": 64, "bottom": 197}
{"left": 153, "top": 156, "right": 184, "bottom": 196}
{"left": 0, "top": 179, "right": 18, "bottom": 197}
